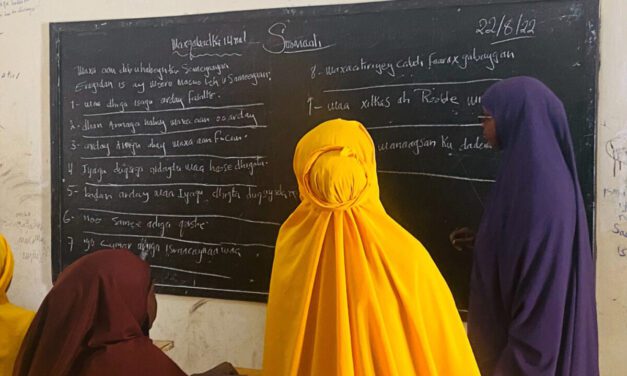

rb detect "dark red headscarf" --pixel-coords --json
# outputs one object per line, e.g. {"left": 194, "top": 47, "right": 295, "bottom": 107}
{"left": 14, "top": 249, "right": 186, "bottom": 376}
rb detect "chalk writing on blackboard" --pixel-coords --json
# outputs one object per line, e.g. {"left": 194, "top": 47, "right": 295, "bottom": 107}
{"left": 51, "top": 0, "right": 597, "bottom": 307}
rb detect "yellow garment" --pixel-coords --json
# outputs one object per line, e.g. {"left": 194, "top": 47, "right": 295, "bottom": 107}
{"left": 263, "top": 119, "right": 479, "bottom": 376}
{"left": 0, "top": 234, "right": 35, "bottom": 376}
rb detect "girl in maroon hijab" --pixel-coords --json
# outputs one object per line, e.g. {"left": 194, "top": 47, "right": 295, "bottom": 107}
{"left": 13, "top": 249, "right": 238, "bottom": 376}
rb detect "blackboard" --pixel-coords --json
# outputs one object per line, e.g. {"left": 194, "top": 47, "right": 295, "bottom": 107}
{"left": 51, "top": 0, "right": 598, "bottom": 310}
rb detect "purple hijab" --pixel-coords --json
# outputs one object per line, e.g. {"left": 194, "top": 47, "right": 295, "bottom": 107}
{"left": 468, "top": 77, "right": 598, "bottom": 375}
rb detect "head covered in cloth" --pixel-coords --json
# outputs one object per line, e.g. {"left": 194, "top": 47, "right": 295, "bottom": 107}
{"left": 0, "top": 234, "right": 35, "bottom": 375}
{"left": 468, "top": 77, "right": 598, "bottom": 375}
{"left": 262, "top": 119, "right": 479, "bottom": 376}
{"left": 14, "top": 249, "right": 185, "bottom": 376}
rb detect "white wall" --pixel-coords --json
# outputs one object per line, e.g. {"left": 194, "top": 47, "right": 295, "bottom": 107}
{"left": 595, "top": 0, "right": 627, "bottom": 374}
{"left": 0, "top": 0, "right": 625, "bottom": 374}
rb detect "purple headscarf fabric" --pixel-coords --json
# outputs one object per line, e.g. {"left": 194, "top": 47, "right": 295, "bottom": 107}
{"left": 468, "top": 77, "right": 598, "bottom": 376}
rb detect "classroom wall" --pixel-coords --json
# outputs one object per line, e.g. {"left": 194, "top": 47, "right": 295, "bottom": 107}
{"left": 0, "top": 0, "right": 625, "bottom": 374}
{"left": 595, "top": 0, "right": 627, "bottom": 374}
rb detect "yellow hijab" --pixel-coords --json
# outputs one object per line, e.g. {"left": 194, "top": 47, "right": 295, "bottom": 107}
{"left": 0, "top": 234, "right": 35, "bottom": 376}
{"left": 263, "top": 119, "right": 479, "bottom": 376}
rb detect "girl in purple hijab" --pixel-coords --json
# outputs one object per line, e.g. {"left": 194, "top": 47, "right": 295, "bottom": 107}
{"left": 467, "top": 77, "right": 599, "bottom": 375}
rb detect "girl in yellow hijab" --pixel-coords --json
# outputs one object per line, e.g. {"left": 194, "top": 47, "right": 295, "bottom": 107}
{"left": 263, "top": 119, "right": 479, "bottom": 376}
{"left": 1, "top": 234, "right": 35, "bottom": 375}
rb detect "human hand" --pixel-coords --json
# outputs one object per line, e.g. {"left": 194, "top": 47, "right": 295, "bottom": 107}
{"left": 449, "top": 227, "right": 475, "bottom": 251}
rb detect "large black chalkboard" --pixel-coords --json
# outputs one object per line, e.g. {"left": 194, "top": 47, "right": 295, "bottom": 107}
{"left": 51, "top": 0, "right": 598, "bottom": 310}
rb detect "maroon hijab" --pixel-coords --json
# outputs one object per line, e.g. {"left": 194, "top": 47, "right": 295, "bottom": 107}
{"left": 14, "top": 249, "right": 186, "bottom": 376}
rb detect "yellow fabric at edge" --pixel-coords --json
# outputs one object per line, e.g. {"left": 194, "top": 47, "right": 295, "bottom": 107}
{"left": 262, "top": 119, "right": 479, "bottom": 376}
{"left": 0, "top": 235, "right": 35, "bottom": 376}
